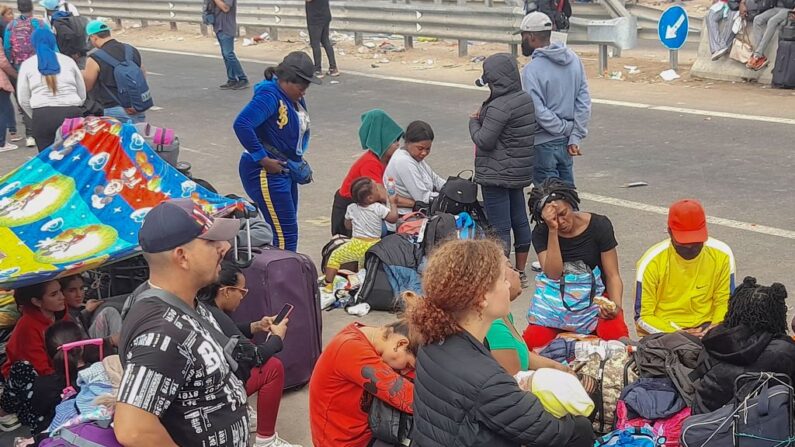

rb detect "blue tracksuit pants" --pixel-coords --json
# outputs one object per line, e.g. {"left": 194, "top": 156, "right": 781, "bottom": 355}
{"left": 239, "top": 155, "right": 299, "bottom": 251}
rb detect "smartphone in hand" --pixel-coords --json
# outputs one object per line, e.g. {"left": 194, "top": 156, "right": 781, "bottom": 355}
{"left": 273, "top": 304, "right": 294, "bottom": 325}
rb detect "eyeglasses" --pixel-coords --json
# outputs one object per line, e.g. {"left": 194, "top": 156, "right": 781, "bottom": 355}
{"left": 221, "top": 286, "right": 249, "bottom": 298}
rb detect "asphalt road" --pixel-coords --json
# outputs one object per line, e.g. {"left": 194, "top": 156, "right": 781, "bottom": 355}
{"left": 1, "top": 48, "right": 793, "bottom": 445}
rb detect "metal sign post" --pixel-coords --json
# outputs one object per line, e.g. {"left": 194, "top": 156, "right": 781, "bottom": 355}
{"left": 658, "top": 5, "right": 689, "bottom": 71}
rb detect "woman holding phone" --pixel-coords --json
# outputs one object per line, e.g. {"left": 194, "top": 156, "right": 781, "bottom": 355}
{"left": 199, "top": 261, "right": 300, "bottom": 447}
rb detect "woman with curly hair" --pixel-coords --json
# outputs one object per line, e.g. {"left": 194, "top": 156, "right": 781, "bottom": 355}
{"left": 691, "top": 277, "right": 795, "bottom": 414}
{"left": 408, "top": 238, "right": 594, "bottom": 447}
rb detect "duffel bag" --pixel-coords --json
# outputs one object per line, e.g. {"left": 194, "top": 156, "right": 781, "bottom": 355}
{"left": 680, "top": 374, "right": 794, "bottom": 447}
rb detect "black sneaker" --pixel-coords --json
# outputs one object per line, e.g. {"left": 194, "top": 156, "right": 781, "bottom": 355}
{"left": 520, "top": 272, "right": 529, "bottom": 289}
{"left": 220, "top": 80, "right": 237, "bottom": 90}
{"left": 233, "top": 79, "right": 250, "bottom": 90}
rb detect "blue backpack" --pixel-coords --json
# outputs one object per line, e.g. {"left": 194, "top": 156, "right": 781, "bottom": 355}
{"left": 595, "top": 427, "right": 665, "bottom": 447}
{"left": 92, "top": 45, "right": 153, "bottom": 113}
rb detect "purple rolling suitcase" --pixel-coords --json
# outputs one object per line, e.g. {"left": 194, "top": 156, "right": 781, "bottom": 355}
{"left": 231, "top": 246, "right": 323, "bottom": 389}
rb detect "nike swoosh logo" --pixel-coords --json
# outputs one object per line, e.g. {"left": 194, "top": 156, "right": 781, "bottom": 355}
{"left": 696, "top": 285, "right": 707, "bottom": 289}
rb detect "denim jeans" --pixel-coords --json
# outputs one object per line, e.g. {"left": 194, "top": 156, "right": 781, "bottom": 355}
{"left": 481, "top": 185, "right": 532, "bottom": 256}
{"left": 103, "top": 106, "right": 146, "bottom": 124}
{"left": 0, "top": 90, "right": 12, "bottom": 146}
{"left": 534, "top": 138, "right": 575, "bottom": 186}
{"left": 217, "top": 32, "right": 247, "bottom": 82}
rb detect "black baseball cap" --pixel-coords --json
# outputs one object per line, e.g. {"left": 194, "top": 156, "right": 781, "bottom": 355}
{"left": 282, "top": 51, "right": 322, "bottom": 85}
{"left": 139, "top": 199, "right": 239, "bottom": 253}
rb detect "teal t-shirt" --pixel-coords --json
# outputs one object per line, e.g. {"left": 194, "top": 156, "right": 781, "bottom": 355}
{"left": 486, "top": 313, "right": 530, "bottom": 371}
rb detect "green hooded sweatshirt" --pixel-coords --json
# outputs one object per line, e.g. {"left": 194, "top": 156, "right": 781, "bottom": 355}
{"left": 358, "top": 109, "right": 404, "bottom": 158}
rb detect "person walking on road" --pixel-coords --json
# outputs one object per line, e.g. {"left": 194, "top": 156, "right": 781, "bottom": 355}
{"left": 469, "top": 53, "right": 536, "bottom": 286}
{"left": 5, "top": 0, "right": 46, "bottom": 148}
{"left": 519, "top": 12, "right": 591, "bottom": 187}
{"left": 17, "top": 27, "right": 85, "bottom": 151}
{"left": 0, "top": 31, "right": 18, "bottom": 153}
{"left": 207, "top": 0, "right": 249, "bottom": 90}
{"left": 82, "top": 20, "right": 149, "bottom": 123}
{"left": 305, "top": 0, "right": 339, "bottom": 78}
{"left": 234, "top": 51, "right": 320, "bottom": 252}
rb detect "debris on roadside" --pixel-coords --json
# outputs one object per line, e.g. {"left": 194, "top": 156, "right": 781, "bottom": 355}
{"left": 659, "top": 69, "right": 680, "bottom": 81}
{"left": 620, "top": 181, "right": 649, "bottom": 188}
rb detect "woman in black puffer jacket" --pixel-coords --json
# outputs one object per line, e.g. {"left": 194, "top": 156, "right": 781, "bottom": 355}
{"left": 407, "top": 239, "right": 593, "bottom": 447}
{"left": 691, "top": 277, "right": 795, "bottom": 414}
{"left": 469, "top": 53, "right": 536, "bottom": 284}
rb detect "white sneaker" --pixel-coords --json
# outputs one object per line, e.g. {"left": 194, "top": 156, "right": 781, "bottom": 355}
{"left": 253, "top": 433, "right": 302, "bottom": 447}
{"left": 0, "top": 143, "right": 18, "bottom": 153}
{"left": 531, "top": 261, "right": 542, "bottom": 272}
{"left": 25, "top": 137, "right": 35, "bottom": 148}
{"left": 248, "top": 404, "right": 257, "bottom": 433}
{"left": 0, "top": 412, "right": 21, "bottom": 432}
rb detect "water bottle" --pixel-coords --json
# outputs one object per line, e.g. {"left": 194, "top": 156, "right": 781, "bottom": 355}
{"left": 386, "top": 177, "right": 396, "bottom": 197}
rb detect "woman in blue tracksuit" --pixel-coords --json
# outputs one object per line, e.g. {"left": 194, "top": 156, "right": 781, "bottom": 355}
{"left": 234, "top": 52, "right": 320, "bottom": 252}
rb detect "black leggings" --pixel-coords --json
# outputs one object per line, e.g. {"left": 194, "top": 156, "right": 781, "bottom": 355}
{"left": 308, "top": 19, "right": 337, "bottom": 71}
{"left": 568, "top": 416, "right": 597, "bottom": 447}
{"left": 331, "top": 189, "right": 353, "bottom": 237}
{"left": 32, "top": 105, "right": 83, "bottom": 152}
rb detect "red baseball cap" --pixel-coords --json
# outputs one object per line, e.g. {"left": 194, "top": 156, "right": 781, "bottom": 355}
{"left": 668, "top": 199, "right": 708, "bottom": 244}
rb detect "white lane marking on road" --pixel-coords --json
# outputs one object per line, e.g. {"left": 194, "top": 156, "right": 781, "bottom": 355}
{"left": 139, "top": 47, "right": 795, "bottom": 126}
{"left": 139, "top": 47, "right": 795, "bottom": 238}
{"left": 146, "top": 71, "right": 165, "bottom": 76}
{"left": 180, "top": 146, "right": 203, "bottom": 154}
{"left": 580, "top": 192, "right": 795, "bottom": 240}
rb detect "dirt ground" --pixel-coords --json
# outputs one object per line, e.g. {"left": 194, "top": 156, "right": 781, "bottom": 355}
{"left": 113, "top": 22, "right": 795, "bottom": 117}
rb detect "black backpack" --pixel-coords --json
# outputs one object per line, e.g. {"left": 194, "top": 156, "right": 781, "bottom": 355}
{"left": 422, "top": 213, "right": 458, "bottom": 255}
{"left": 430, "top": 170, "right": 489, "bottom": 228}
{"left": 525, "top": 0, "right": 570, "bottom": 31}
{"left": 52, "top": 13, "right": 90, "bottom": 57}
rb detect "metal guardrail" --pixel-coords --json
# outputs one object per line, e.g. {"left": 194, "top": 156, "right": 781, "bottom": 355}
{"left": 70, "top": 0, "right": 636, "bottom": 70}
{"left": 626, "top": 3, "right": 703, "bottom": 40}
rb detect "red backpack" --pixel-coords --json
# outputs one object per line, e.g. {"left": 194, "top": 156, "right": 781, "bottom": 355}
{"left": 9, "top": 17, "right": 42, "bottom": 65}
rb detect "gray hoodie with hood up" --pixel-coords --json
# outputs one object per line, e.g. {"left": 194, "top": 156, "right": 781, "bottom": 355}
{"left": 521, "top": 43, "right": 591, "bottom": 146}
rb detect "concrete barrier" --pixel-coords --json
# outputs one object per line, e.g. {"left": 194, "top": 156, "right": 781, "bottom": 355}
{"left": 690, "top": 17, "right": 778, "bottom": 84}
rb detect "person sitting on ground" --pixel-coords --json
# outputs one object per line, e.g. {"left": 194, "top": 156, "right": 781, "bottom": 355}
{"left": 0, "top": 280, "right": 67, "bottom": 432}
{"left": 323, "top": 177, "right": 397, "bottom": 292}
{"left": 746, "top": 1, "right": 795, "bottom": 71}
{"left": 29, "top": 320, "right": 87, "bottom": 435}
{"left": 407, "top": 238, "right": 594, "bottom": 446}
{"left": 634, "top": 199, "right": 735, "bottom": 336}
{"left": 691, "top": 277, "right": 795, "bottom": 414}
{"left": 59, "top": 274, "right": 122, "bottom": 346}
{"left": 114, "top": 199, "right": 249, "bottom": 447}
{"left": 198, "top": 261, "right": 297, "bottom": 447}
{"left": 524, "top": 179, "right": 628, "bottom": 349}
{"left": 487, "top": 257, "right": 576, "bottom": 376}
{"left": 331, "top": 108, "right": 403, "bottom": 237}
{"left": 383, "top": 120, "right": 446, "bottom": 215}
{"left": 309, "top": 320, "right": 417, "bottom": 447}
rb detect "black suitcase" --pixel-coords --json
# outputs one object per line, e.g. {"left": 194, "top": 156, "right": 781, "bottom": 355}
{"left": 772, "top": 20, "right": 795, "bottom": 89}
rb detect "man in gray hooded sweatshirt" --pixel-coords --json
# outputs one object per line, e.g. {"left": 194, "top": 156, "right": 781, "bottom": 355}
{"left": 518, "top": 12, "right": 591, "bottom": 187}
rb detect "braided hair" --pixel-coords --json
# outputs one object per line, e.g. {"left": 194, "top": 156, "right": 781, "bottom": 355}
{"left": 527, "top": 178, "right": 580, "bottom": 224}
{"left": 723, "top": 276, "right": 789, "bottom": 336}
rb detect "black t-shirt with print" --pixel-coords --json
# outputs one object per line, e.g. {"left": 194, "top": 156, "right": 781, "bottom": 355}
{"left": 532, "top": 213, "right": 618, "bottom": 273}
{"left": 118, "top": 297, "right": 249, "bottom": 447}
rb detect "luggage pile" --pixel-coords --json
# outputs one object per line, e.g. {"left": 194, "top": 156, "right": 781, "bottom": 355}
{"left": 536, "top": 332, "right": 795, "bottom": 446}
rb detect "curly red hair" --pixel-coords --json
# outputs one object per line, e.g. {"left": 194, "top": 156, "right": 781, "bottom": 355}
{"left": 406, "top": 238, "right": 504, "bottom": 345}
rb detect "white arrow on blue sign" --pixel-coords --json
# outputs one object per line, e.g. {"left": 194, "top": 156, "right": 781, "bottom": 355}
{"left": 658, "top": 5, "right": 689, "bottom": 50}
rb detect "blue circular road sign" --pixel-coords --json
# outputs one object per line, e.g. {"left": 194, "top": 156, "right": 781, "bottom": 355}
{"left": 658, "top": 5, "right": 689, "bottom": 50}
